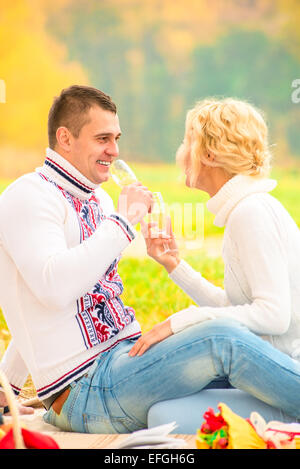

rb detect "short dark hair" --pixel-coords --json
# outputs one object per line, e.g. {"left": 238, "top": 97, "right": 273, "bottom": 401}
{"left": 48, "top": 85, "right": 117, "bottom": 149}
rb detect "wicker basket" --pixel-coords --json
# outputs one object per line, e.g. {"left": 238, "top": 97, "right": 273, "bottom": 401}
{"left": 0, "top": 370, "right": 25, "bottom": 449}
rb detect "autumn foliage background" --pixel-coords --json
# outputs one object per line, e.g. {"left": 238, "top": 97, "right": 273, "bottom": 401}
{"left": 1, "top": 0, "right": 300, "bottom": 178}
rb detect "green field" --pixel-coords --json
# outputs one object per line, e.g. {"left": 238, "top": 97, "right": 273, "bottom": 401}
{"left": 118, "top": 254, "right": 224, "bottom": 333}
{"left": 105, "top": 163, "right": 300, "bottom": 237}
{"left": 1, "top": 163, "right": 300, "bottom": 344}
{"left": 2, "top": 163, "right": 300, "bottom": 236}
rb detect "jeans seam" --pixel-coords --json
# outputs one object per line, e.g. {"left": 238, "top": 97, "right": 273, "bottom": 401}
{"left": 109, "top": 354, "right": 169, "bottom": 390}
{"left": 109, "top": 333, "right": 300, "bottom": 391}
{"left": 67, "top": 382, "right": 83, "bottom": 424}
{"left": 230, "top": 338, "right": 300, "bottom": 378}
{"left": 109, "top": 336, "right": 220, "bottom": 389}
{"left": 110, "top": 386, "right": 145, "bottom": 428}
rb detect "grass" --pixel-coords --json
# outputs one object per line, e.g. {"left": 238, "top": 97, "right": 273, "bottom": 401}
{"left": 118, "top": 254, "right": 224, "bottom": 333}
{"left": 1, "top": 162, "right": 300, "bottom": 351}
{"left": 2, "top": 163, "right": 300, "bottom": 237}
{"left": 101, "top": 163, "right": 300, "bottom": 238}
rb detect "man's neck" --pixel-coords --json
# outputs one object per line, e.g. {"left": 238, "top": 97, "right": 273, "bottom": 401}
{"left": 37, "top": 147, "right": 98, "bottom": 200}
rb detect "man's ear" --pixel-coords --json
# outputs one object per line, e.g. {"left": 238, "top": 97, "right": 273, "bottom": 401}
{"left": 56, "top": 126, "right": 72, "bottom": 152}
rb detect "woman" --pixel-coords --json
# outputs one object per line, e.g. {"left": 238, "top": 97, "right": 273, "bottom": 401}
{"left": 129, "top": 97, "right": 300, "bottom": 422}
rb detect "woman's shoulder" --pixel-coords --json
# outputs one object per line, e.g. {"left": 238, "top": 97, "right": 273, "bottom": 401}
{"left": 227, "top": 192, "right": 282, "bottom": 231}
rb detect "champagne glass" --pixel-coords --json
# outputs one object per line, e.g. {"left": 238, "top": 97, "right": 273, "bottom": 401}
{"left": 110, "top": 159, "right": 138, "bottom": 187}
{"left": 148, "top": 191, "right": 170, "bottom": 255}
{"left": 110, "top": 159, "right": 170, "bottom": 255}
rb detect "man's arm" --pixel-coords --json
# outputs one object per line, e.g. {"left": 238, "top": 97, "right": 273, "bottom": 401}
{"left": 0, "top": 179, "right": 153, "bottom": 310}
{"left": 0, "top": 179, "right": 136, "bottom": 310}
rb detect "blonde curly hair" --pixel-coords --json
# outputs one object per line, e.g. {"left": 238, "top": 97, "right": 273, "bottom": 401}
{"left": 176, "top": 97, "right": 273, "bottom": 187}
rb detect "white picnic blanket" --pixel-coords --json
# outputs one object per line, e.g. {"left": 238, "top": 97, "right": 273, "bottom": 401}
{"left": 4, "top": 407, "right": 60, "bottom": 433}
{"left": 3, "top": 409, "right": 190, "bottom": 449}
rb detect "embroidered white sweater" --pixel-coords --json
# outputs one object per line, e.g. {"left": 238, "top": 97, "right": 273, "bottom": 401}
{"left": 168, "top": 174, "right": 300, "bottom": 361}
{"left": 0, "top": 148, "right": 141, "bottom": 399}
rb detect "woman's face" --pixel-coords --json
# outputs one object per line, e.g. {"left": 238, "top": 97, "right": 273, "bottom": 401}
{"left": 179, "top": 136, "right": 205, "bottom": 190}
{"left": 179, "top": 114, "right": 233, "bottom": 197}
{"left": 180, "top": 139, "right": 193, "bottom": 188}
{"left": 180, "top": 135, "right": 221, "bottom": 196}
{"left": 176, "top": 125, "right": 195, "bottom": 188}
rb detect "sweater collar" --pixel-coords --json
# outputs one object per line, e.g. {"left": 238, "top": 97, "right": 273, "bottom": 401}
{"left": 36, "top": 147, "right": 98, "bottom": 200}
{"left": 206, "top": 174, "right": 277, "bottom": 227}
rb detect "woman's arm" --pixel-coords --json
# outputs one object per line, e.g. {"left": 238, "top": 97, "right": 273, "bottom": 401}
{"left": 169, "top": 201, "right": 291, "bottom": 335}
{"left": 169, "top": 260, "right": 230, "bottom": 308}
{"left": 131, "top": 200, "right": 292, "bottom": 356}
{"left": 142, "top": 217, "right": 229, "bottom": 307}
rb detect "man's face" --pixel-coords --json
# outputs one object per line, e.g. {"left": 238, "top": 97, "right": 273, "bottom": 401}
{"left": 66, "top": 106, "right": 121, "bottom": 184}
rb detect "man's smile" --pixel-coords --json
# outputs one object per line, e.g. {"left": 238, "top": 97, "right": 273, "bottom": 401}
{"left": 96, "top": 160, "right": 111, "bottom": 166}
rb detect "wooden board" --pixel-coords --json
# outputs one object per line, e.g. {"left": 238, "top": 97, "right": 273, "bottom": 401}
{"left": 45, "top": 432, "right": 197, "bottom": 449}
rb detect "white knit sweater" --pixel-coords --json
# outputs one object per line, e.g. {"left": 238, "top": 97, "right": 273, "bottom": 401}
{"left": 0, "top": 148, "right": 141, "bottom": 399}
{"left": 169, "top": 174, "right": 300, "bottom": 360}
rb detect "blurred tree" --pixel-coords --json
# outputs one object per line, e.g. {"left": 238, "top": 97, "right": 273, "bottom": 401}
{"left": 276, "top": 0, "right": 300, "bottom": 61}
{"left": 45, "top": 1, "right": 300, "bottom": 163}
{"left": 187, "top": 30, "right": 300, "bottom": 161}
{"left": 1, "top": 0, "right": 300, "bottom": 173}
{"left": 0, "top": 0, "right": 88, "bottom": 176}
{"left": 47, "top": 5, "right": 180, "bottom": 161}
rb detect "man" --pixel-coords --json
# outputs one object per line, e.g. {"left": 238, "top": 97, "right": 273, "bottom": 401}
{"left": 0, "top": 85, "right": 155, "bottom": 418}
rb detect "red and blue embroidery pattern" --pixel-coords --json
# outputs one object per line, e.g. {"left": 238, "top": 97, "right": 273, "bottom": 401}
{"left": 38, "top": 172, "right": 136, "bottom": 350}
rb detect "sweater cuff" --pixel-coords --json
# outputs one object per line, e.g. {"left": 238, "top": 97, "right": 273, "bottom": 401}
{"left": 106, "top": 213, "right": 137, "bottom": 243}
{"left": 169, "top": 305, "right": 215, "bottom": 334}
{"left": 0, "top": 364, "right": 24, "bottom": 396}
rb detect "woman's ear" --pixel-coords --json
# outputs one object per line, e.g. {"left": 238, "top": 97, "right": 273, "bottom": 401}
{"left": 203, "top": 153, "right": 215, "bottom": 165}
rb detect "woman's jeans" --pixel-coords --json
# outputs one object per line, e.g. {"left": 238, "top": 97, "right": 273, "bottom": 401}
{"left": 43, "top": 319, "right": 300, "bottom": 433}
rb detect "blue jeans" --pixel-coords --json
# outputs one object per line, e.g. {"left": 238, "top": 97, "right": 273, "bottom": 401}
{"left": 43, "top": 319, "right": 300, "bottom": 433}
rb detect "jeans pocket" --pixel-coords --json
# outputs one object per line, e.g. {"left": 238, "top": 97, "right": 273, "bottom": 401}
{"left": 83, "top": 413, "right": 142, "bottom": 434}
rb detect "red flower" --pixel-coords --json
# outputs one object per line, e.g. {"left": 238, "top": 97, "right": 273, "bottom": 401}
{"left": 203, "top": 407, "right": 227, "bottom": 432}
{"left": 0, "top": 428, "right": 59, "bottom": 449}
{"left": 216, "top": 437, "right": 228, "bottom": 449}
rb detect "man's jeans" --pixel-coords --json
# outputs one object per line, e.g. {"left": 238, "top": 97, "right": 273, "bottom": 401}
{"left": 43, "top": 319, "right": 300, "bottom": 433}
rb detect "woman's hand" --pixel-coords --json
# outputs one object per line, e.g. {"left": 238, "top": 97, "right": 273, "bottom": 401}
{"left": 128, "top": 320, "right": 173, "bottom": 357}
{"left": 141, "top": 216, "right": 180, "bottom": 273}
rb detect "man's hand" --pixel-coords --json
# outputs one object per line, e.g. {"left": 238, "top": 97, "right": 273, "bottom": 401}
{"left": 128, "top": 320, "right": 173, "bottom": 357}
{"left": 0, "top": 390, "right": 34, "bottom": 416}
{"left": 117, "top": 182, "right": 153, "bottom": 226}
